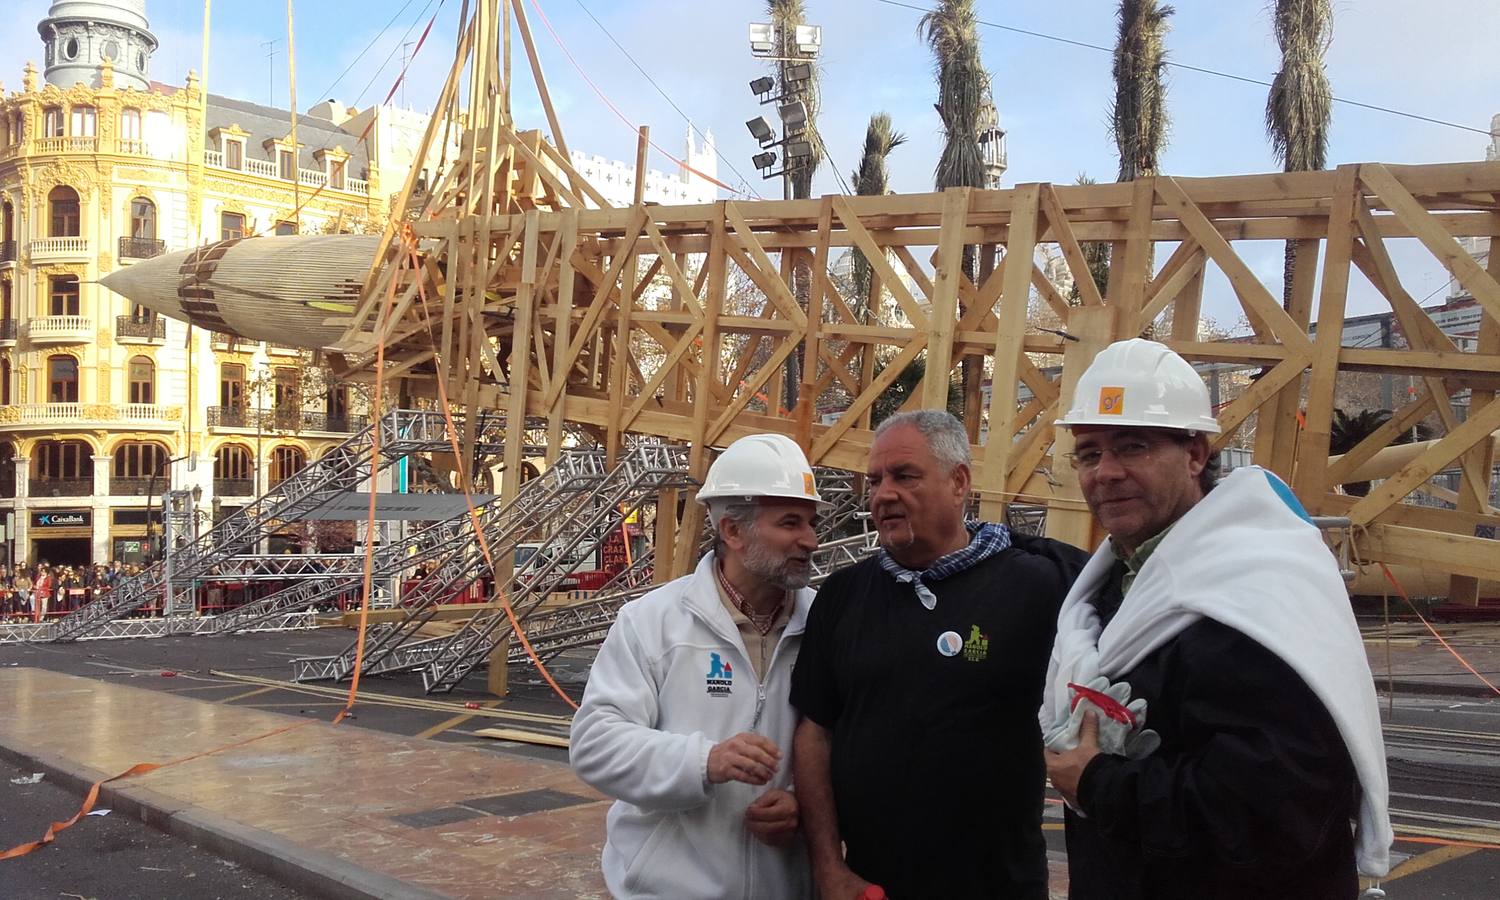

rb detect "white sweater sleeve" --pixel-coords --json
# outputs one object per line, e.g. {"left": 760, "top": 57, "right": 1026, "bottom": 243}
{"left": 570, "top": 612, "right": 713, "bottom": 812}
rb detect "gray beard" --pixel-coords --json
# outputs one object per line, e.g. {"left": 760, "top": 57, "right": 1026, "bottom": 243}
{"left": 742, "top": 533, "right": 810, "bottom": 591}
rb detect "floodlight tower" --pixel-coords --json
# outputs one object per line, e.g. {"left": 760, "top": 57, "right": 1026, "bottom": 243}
{"left": 748, "top": 18, "right": 821, "bottom": 410}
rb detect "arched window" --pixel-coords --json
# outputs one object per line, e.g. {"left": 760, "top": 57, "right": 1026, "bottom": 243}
{"left": 127, "top": 355, "right": 154, "bottom": 404}
{"left": 0, "top": 357, "right": 10, "bottom": 406}
{"left": 213, "top": 444, "right": 254, "bottom": 496}
{"left": 0, "top": 441, "right": 15, "bottom": 499}
{"left": 130, "top": 197, "right": 155, "bottom": 240}
{"left": 269, "top": 446, "right": 305, "bottom": 488}
{"left": 31, "top": 439, "right": 92, "bottom": 496}
{"left": 110, "top": 441, "right": 168, "bottom": 495}
{"left": 120, "top": 108, "right": 141, "bottom": 143}
{"left": 1, "top": 198, "right": 13, "bottom": 244}
{"left": 49, "top": 186, "right": 80, "bottom": 237}
{"left": 48, "top": 354, "right": 78, "bottom": 402}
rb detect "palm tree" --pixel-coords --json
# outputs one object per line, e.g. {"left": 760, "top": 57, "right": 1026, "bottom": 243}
{"left": 920, "top": 0, "right": 993, "bottom": 430}
{"left": 850, "top": 112, "right": 906, "bottom": 322}
{"left": 766, "top": 0, "right": 823, "bottom": 410}
{"left": 1266, "top": 0, "right": 1333, "bottom": 310}
{"left": 1070, "top": 173, "right": 1112, "bottom": 304}
{"left": 1111, "top": 1, "right": 1174, "bottom": 182}
{"left": 1329, "top": 407, "right": 1434, "bottom": 496}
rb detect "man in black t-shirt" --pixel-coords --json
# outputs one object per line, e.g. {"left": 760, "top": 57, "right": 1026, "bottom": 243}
{"left": 791, "top": 410, "right": 1087, "bottom": 900}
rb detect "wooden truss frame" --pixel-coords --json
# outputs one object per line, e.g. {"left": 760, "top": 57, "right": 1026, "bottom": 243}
{"left": 336, "top": 0, "right": 1500, "bottom": 595}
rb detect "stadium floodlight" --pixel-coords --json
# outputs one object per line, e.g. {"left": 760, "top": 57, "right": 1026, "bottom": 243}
{"left": 746, "top": 116, "right": 776, "bottom": 146}
{"left": 783, "top": 62, "right": 812, "bottom": 84}
{"left": 749, "top": 76, "right": 775, "bottom": 97}
{"left": 752, "top": 151, "right": 777, "bottom": 172}
{"left": 749, "top": 23, "right": 775, "bottom": 56}
{"left": 778, "top": 100, "right": 808, "bottom": 133}
{"left": 794, "top": 24, "right": 821, "bottom": 56}
{"left": 784, "top": 139, "right": 813, "bottom": 161}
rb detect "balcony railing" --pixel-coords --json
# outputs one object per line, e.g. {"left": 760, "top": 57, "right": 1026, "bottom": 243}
{"left": 206, "top": 405, "right": 368, "bottom": 434}
{"left": 119, "top": 236, "right": 166, "bottom": 260}
{"left": 110, "top": 476, "right": 156, "bottom": 496}
{"left": 0, "top": 240, "right": 15, "bottom": 263}
{"left": 213, "top": 478, "right": 255, "bottom": 497}
{"left": 28, "top": 236, "right": 90, "bottom": 262}
{"left": 29, "top": 477, "right": 93, "bottom": 497}
{"left": 116, "top": 315, "right": 166, "bottom": 342}
{"left": 24, "top": 315, "right": 92, "bottom": 343}
{"left": 0, "top": 319, "right": 15, "bottom": 342}
{"left": 211, "top": 331, "right": 252, "bottom": 350}
{"left": 34, "top": 136, "right": 98, "bottom": 154}
{"left": 0, "top": 402, "right": 181, "bottom": 428}
{"left": 117, "top": 138, "right": 146, "bottom": 155}
{"left": 202, "top": 149, "right": 370, "bottom": 196}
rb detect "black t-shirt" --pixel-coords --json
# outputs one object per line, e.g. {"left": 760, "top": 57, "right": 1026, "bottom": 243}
{"left": 791, "top": 534, "right": 1088, "bottom": 899}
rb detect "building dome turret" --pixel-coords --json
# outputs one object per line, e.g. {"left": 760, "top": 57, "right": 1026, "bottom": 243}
{"left": 39, "top": 0, "right": 158, "bottom": 92}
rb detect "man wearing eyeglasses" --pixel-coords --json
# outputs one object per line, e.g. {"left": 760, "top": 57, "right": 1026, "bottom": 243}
{"left": 1040, "top": 339, "right": 1391, "bottom": 899}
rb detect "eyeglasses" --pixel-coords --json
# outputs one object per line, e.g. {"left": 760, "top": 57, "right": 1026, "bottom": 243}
{"left": 1063, "top": 437, "right": 1171, "bottom": 471}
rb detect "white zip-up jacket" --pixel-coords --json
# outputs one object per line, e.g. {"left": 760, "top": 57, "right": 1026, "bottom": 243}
{"left": 570, "top": 553, "right": 814, "bottom": 900}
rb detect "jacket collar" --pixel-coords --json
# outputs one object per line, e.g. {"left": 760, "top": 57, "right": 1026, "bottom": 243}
{"left": 683, "top": 552, "right": 812, "bottom": 643}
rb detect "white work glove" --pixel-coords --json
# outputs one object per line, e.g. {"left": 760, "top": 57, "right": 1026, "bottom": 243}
{"left": 1044, "top": 675, "right": 1161, "bottom": 760}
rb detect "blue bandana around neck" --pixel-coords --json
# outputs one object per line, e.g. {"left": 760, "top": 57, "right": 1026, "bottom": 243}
{"left": 877, "top": 521, "right": 1012, "bottom": 610}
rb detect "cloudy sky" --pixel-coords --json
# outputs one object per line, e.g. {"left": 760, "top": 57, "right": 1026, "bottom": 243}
{"left": 5, "top": 0, "right": 1497, "bottom": 322}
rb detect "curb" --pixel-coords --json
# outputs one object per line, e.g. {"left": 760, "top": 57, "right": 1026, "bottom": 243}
{"left": 0, "top": 736, "right": 449, "bottom": 900}
{"left": 1378, "top": 678, "right": 1500, "bottom": 700}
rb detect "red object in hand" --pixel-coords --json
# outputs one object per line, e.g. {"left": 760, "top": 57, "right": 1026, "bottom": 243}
{"left": 858, "top": 887, "right": 888, "bottom": 900}
{"left": 1066, "top": 681, "right": 1136, "bottom": 727}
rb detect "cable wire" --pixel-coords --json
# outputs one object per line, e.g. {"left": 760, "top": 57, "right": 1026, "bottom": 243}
{"left": 872, "top": 0, "right": 1493, "bottom": 138}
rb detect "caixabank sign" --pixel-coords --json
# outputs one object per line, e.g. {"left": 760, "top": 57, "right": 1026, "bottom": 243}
{"left": 31, "top": 510, "right": 91, "bottom": 528}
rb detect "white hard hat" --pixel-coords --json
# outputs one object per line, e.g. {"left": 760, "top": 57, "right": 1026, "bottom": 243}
{"left": 1057, "top": 338, "right": 1221, "bottom": 434}
{"left": 697, "top": 433, "right": 828, "bottom": 507}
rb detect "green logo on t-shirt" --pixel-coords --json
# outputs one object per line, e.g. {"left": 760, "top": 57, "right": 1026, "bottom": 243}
{"left": 962, "top": 625, "right": 989, "bottom": 662}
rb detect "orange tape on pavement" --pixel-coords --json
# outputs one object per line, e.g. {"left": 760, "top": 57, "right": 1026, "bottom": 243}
{"left": 2, "top": 719, "right": 314, "bottom": 860}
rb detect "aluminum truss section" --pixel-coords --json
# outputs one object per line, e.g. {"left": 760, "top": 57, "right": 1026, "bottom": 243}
{"left": 49, "top": 410, "right": 504, "bottom": 642}
{"left": 209, "top": 507, "right": 490, "bottom": 634}
{"left": 288, "top": 450, "right": 613, "bottom": 682}
{"left": 419, "top": 444, "right": 694, "bottom": 693}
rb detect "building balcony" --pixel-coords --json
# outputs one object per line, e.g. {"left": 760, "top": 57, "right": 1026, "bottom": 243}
{"left": 28, "top": 477, "right": 93, "bottom": 497}
{"left": 0, "top": 240, "right": 16, "bottom": 265}
{"left": 266, "top": 343, "right": 303, "bottom": 356}
{"left": 117, "top": 138, "right": 147, "bottom": 155}
{"left": 118, "top": 236, "right": 166, "bottom": 260}
{"left": 0, "top": 402, "right": 181, "bottom": 431}
{"left": 0, "top": 319, "right": 15, "bottom": 344}
{"left": 116, "top": 314, "right": 166, "bottom": 343}
{"left": 202, "top": 149, "right": 371, "bottom": 196}
{"left": 28, "top": 236, "right": 90, "bottom": 263}
{"left": 24, "top": 315, "right": 93, "bottom": 344}
{"left": 33, "top": 136, "right": 98, "bottom": 154}
{"left": 110, "top": 476, "right": 157, "bottom": 496}
{"left": 207, "top": 405, "right": 368, "bottom": 435}
{"left": 211, "top": 331, "right": 253, "bottom": 351}
{"left": 213, "top": 478, "right": 255, "bottom": 497}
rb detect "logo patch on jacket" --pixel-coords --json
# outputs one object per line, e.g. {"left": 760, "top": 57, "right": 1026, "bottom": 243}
{"left": 962, "top": 625, "right": 989, "bottom": 662}
{"left": 705, "top": 652, "right": 733, "bottom": 697}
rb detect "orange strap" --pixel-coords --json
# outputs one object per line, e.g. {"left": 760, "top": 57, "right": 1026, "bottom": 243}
{"left": 1379, "top": 562, "right": 1500, "bottom": 698}
{"left": 1, "top": 719, "right": 313, "bottom": 860}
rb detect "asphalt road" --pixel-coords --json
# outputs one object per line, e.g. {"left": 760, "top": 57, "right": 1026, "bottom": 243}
{"left": 0, "top": 754, "right": 311, "bottom": 900}
{"left": 6, "top": 630, "right": 1500, "bottom": 898}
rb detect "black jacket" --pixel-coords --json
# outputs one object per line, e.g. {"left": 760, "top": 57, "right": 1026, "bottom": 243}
{"left": 1066, "top": 584, "right": 1361, "bottom": 900}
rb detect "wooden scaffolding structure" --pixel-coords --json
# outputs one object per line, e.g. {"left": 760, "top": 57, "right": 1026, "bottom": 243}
{"left": 334, "top": 0, "right": 1500, "bottom": 597}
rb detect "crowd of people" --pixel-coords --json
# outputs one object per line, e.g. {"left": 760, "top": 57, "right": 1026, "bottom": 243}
{"left": 0, "top": 560, "right": 142, "bottom": 621}
{"left": 570, "top": 339, "right": 1391, "bottom": 900}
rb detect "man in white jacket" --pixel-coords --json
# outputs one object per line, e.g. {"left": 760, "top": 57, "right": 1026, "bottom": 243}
{"left": 571, "top": 433, "right": 824, "bottom": 899}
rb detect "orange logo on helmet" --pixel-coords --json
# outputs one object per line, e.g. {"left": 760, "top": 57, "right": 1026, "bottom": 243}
{"left": 803, "top": 473, "right": 816, "bottom": 496}
{"left": 1098, "top": 387, "right": 1125, "bottom": 415}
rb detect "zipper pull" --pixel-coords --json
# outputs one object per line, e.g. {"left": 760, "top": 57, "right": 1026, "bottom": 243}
{"left": 751, "top": 685, "right": 766, "bottom": 730}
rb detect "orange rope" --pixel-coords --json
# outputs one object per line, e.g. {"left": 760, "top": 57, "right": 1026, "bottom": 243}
{"left": 1378, "top": 562, "right": 1500, "bottom": 698}
{"left": 1397, "top": 835, "right": 1500, "bottom": 851}
{"left": 1, "top": 719, "right": 314, "bottom": 860}
{"left": 404, "top": 236, "right": 579, "bottom": 710}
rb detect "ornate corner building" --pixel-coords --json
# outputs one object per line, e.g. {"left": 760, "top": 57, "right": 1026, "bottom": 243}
{"left": 0, "top": 0, "right": 444, "bottom": 568}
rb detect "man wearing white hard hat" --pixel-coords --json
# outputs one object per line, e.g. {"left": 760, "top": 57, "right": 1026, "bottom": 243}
{"left": 571, "top": 433, "right": 822, "bottom": 898}
{"left": 792, "top": 409, "right": 1089, "bottom": 900}
{"left": 1040, "top": 338, "right": 1391, "bottom": 899}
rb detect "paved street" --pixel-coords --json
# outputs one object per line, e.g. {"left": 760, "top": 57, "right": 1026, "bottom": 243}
{"left": 5, "top": 629, "right": 1500, "bottom": 897}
